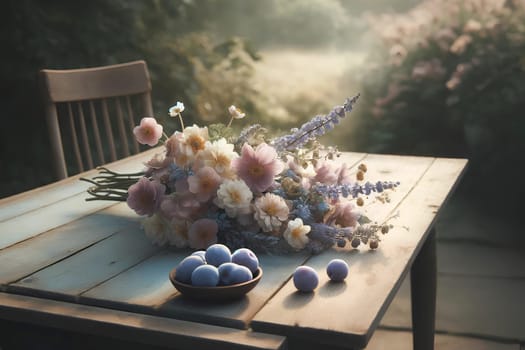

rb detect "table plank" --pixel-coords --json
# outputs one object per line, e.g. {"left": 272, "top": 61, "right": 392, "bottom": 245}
{"left": 0, "top": 148, "right": 160, "bottom": 222}
{"left": 0, "top": 292, "right": 287, "bottom": 350}
{"left": 251, "top": 158, "right": 467, "bottom": 348}
{"left": 9, "top": 225, "right": 161, "bottom": 299}
{"left": 0, "top": 203, "right": 137, "bottom": 285}
{"left": 81, "top": 248, "right": 309, "bottom": 330}
{"left": 80, "top": 249, "right": 185, "bottom": 308}
{"left": 0, "top": 194, "right": 121, "bottom": 250}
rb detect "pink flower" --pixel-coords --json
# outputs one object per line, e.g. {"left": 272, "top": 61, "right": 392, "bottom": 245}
{"left": 187, "top": 166, "right": 222, "bottom": 202}
{"left": 145, "top": 153, "right": 171, "bottom": 170}
{"left": 160, "top": 192, "right": 202, "bottom": 221}
{"left": 188, "top": 218, "right": 218, "bottom": 249}
{"left": 166, "top": 131, "right": 192, "bottom": 167}
{"left": 232, "top": 143, "right": 284, "bottom": 193}
{"left": 326, "top": 201, "right": 359, "bottom": 228}
{"left": 133, "top": 118, "right": 163, "bottom": 146}
{"left": 126, "top": 177, "right": 165, "bottom": 216}
{"left": 336, "top": 163, "right": 352, "bottom": 185}
{"left": 313, "top": 161, "right": 338, "bottom": 185}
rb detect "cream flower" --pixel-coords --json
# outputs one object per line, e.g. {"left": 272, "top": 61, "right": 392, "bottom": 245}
{"left": 169, "top": 218, "right": 190, "bottom": 248}
{"left": 215, "top": 179, "right": 253, "bottom": 218}
{"left": 142, "top": 214, "right": 172, "bottom": 246}
{"left": 197, "top": 138, "right": 239, "bottom": 179}
{"left": 181, "top": 125, "right": 209, "bottom": 158}
{"left": 253, "top": 193, "right": 289, "bottom": 233}
{"left": 284, "top": 218, "right": 311, "bottom": 250}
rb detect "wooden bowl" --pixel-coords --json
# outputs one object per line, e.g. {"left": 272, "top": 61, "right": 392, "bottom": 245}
{"left": 169, "top": 267, "right": 263, "bottom": 300}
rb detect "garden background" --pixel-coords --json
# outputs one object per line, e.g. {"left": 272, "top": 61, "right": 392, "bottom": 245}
{"left": 1, "top": 0, "right": 524, "bottom": 229}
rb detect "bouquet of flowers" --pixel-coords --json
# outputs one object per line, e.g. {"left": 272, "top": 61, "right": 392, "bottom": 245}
{"left": 82, "top": 94, "right": 399, "bottom": 254}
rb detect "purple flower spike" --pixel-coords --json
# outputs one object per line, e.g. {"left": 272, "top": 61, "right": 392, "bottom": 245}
{"left": 271, "top": 94, "right": 360, "bottom": 153}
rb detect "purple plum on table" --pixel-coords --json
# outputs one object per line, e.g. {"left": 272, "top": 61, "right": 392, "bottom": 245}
{"left": 205, "top": 244, "right": 232, "bottom": 267}
{"left": 231, "top": 248, "right": 259, "bottom": 274}
{"left": 175, "top": 255, "right": 205, "bottom": 284}
{"left": 191, "top": 265, "right": 220, "bottom": 287}
{"left": 293, "top": 266, "right": 319, "bottom": 292}
{"left": 326, "top": 259, "right": 349, "bottom": 282}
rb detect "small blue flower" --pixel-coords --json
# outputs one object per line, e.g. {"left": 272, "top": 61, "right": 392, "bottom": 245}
{"left": 294, "top": 203, "right": 313, "bottom": 222}
{"left": 317, "top": 201, "right": 330, "bottom": 213}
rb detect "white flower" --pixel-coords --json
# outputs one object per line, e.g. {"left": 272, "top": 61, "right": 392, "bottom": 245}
{"left": 168, "top": 218, "right": 190, "bottom": 248}
{"left": 198, "top": 138, "right": 239, "bottom": 179}
{"left": 143, "top": 214, "right": 190, "bottom": 248}
{"left": 228, "top": 105, "right": 246, "bottom": 119}
{"left": 142, "top": 214, "right": 172, "bottom": 246}
{"left": 169, "top": 101, "right": 185, "bottom": 116}
{"left": 253, "top": 193, "right": 289, "bottom": 233}
{"left": 284, "top": 218, "right": 311, "bottom": 250}
{"left": 215, "top": 179, "right": 253, "bottom": 218}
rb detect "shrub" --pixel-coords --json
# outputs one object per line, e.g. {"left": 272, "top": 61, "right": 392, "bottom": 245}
{"left": 339, "top": 0, "right": 525, "bottom": 215}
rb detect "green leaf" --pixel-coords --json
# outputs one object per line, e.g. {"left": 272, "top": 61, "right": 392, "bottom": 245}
{"left": 358, "top": 215, "right": 372, "bottom": 225}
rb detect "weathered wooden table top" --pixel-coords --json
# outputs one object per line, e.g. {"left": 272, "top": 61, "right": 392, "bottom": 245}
{"left": 0, "top": 150, "right": 467, "bottom": 349}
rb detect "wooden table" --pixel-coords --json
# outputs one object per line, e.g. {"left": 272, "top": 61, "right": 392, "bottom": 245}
{"left": 0, "top": 150, "right": 467, "bottom": 350}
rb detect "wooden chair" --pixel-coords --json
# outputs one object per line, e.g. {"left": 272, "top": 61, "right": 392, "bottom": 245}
{"left": 40, "top": 60, "right": 154, "bottom": 180}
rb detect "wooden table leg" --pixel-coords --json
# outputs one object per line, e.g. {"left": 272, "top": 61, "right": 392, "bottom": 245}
{"left": 410, "top": 227, "right": 437, "bottom": 350}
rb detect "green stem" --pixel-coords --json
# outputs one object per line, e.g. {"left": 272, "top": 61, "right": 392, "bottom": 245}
{"left": 226, "top": 116, "right": 234, "bottom": 128}
{"left": 177, "top": 112, "right": 185, "bottom": 131}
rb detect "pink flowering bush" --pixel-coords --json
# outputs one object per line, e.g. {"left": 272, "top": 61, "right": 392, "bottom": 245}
{"left": 341, "top": 0, "right": 525, "bottom": 211}
{"left": 83, "top": 97, "right": 399, "bottom": 254}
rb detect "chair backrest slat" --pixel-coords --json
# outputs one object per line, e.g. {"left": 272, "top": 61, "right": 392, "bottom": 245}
{"left": 101, "top": 98, "right": 118, "bottom": 162}
{"left": 126, "top": 96, "right": 140, "bottom": 154}
{"left": 77, "top": 102, "right": 94, "bottom": 170}
{"left": 40, "top": 60, "right": 153, "bottom": 179}
{"left": 141, "top": 92, "right": 154, "bottom": 117}
{"left": 115, "top": 97, "right": 130, "bottom": 157}
{"left": 89, "top": 100, "right": 105, "bottom": 165}
{"left": 67, "top": 102, "right": 84, "bottom": 173}
{"left": 41, "top": 61, "right": 152, "bottom": 102}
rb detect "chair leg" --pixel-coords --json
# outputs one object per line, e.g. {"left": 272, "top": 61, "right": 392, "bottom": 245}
{"left": 410, "top": 228, "right": 437, "bottom": 350}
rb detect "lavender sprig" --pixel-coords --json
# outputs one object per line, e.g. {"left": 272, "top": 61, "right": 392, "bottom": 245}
{"left": 234, "top": 124, "right": 267, "bottom": 150}
{"left": 313, "top": 180, "right": 400, "bottom": 201}
{"left": 271, "top": 94, "right": 360, "bottom": 153}
{"left": 306, "top": 223, "right": 352, "bottom": 254}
